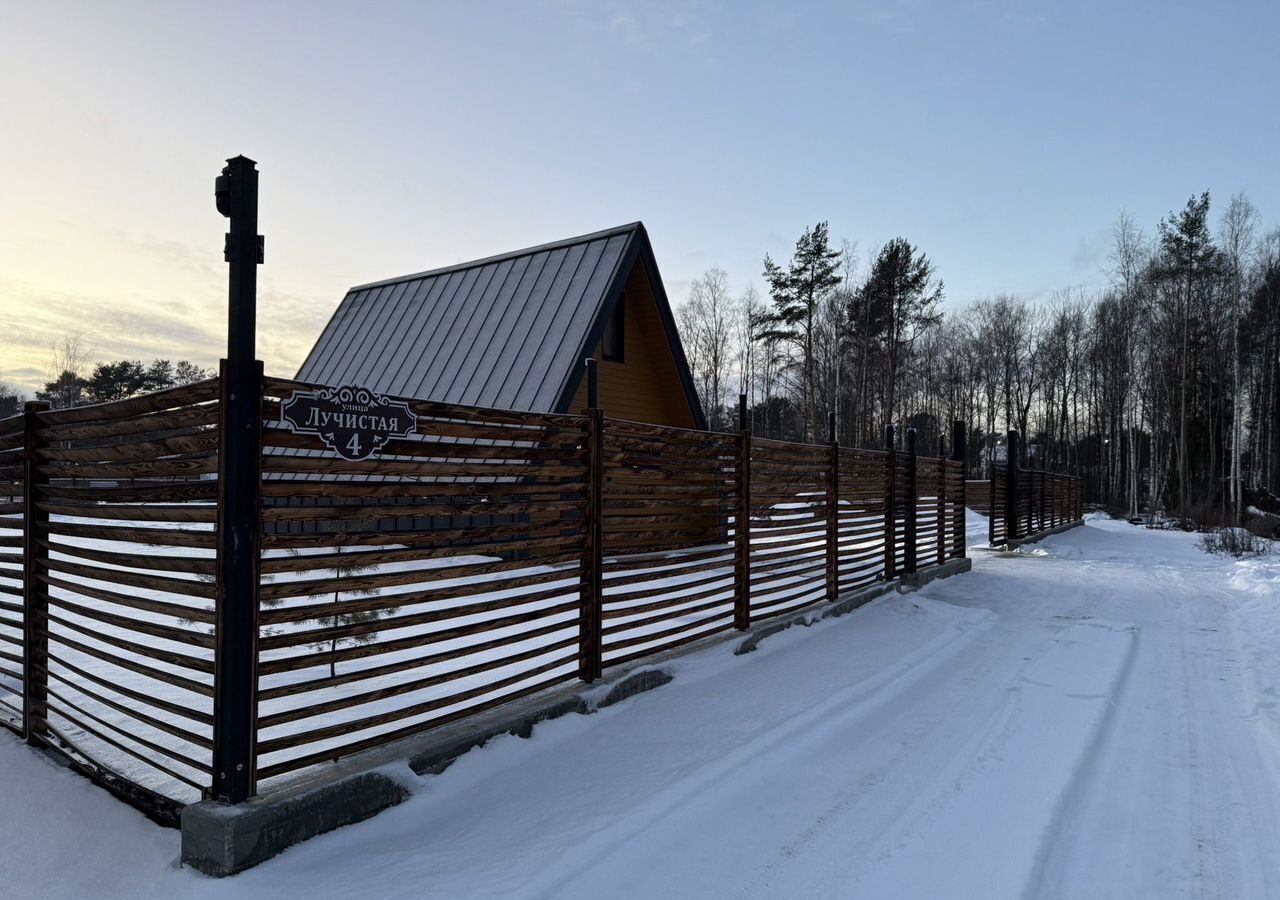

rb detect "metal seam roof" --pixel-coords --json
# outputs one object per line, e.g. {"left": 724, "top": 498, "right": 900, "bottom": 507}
{"left": 297, "top": 224, "right": 643, "bottom": 415}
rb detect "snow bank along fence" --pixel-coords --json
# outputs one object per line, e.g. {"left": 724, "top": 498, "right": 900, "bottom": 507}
{"left": 0, "top": 369, "right": 968, "bottom": 824}
{"left": 987, "top": 430, "right": 1083, "bottom": 547}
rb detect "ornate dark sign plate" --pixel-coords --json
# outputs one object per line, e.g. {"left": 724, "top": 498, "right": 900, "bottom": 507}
{"left": 280, "top": 385, "right": 416, "bottom": 461}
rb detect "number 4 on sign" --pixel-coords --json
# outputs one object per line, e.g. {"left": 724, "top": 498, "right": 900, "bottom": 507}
{"left": 347, "top": 434, "right": 363, "bottom": 458}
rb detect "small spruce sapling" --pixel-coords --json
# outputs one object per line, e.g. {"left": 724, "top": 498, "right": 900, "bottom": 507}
{"left": 310, "top": 539, "right": 397, "bottom": 679}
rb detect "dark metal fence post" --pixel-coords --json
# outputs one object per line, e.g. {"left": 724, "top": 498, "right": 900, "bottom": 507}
{"left": 951, "top": 421, "right": 967, "bottom": 559}
{"left": 1055, "top": 475, "right": 1062, "bottom": 527}
{"left": 883, "top": 424, "right": 896, "bottom": 580}
{"left": 1028, "top": 466, "right": 1036, "bottom": 534}
{"left": 936, "top": 442, "right": 946, "bottom": 567}
{"left": 1006, "top": 430, "right": 1020, "bottom": 543}
{"left": 579, "top": 376, "right": 604, "bottom": 681}
{"left": 734, "top": 394, "right": 751, "bottom": 630}
{"left": 22, "top": 400, "right": 50, "bottom": 747}
{"left": 904, "top": 428, "right": 918, "bottom": 574}
{"left": 826, "top": 411, "right": 839, "bottom": 602}
{"left": 212, "top": 155, "right": 265, "bottom": 804}
{"left": 585, "top": 356, "right": 599, "bottom": 410}
{"left": 989, "top": 450, "right": 997, "bottom": 548}
{"left": 1038, "top": 470, "right": 1046, "bottom": 534}
{"left": 1025, "top": 455, "right": 1034, "bottom": 537}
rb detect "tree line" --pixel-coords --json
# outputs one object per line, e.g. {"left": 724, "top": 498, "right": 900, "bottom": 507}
{"left": 676, "top": 192, "right": 1280, "bottom": 526}
{"left": 35, "top": 358, "right": 213, "bottom": 409}
{"left": 0, "top": 336, "right": 214, "bottom": 418}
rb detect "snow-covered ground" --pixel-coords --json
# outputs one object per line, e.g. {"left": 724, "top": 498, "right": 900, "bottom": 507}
{"left": 4, "top": 513, "right": 1280, "bottom": 899}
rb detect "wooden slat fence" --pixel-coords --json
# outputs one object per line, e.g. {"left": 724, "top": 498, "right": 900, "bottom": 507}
{"left": 0, "top": 414, "right": 24, "bottom": 733}
{"left": 835, "top": 448, "right": 893, "bottom": 595}
{"left": 254, "top": 377, "right": 590, "bottom": 783}
{"left": 748, "top": 438, "right": 830, "bottom": 621}
{"left": 601, "top": 420, "right": 737, "bottom": 668}
{"left": 964, "top": 479, "right": 992, "bottom": 515}
{"left": 1, "top": 369, "right": 972, "bottom": 818}
{"left": 5, "top": 381, "right": 221, "bottom": 822}
{"left": 988, "top": 462, "right": 1082, "bottom": 546}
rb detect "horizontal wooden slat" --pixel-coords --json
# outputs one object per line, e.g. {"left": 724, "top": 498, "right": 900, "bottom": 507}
{"left": 46, "top": 521, "right": 214, "bottom": 548}
{"left": 43, "top": 540, "right": 215, "bottom": 576}
{"left": 43, "top": 666, "right": 211, "bottom": 749}
{"left": 260, "top": 559, "right": 577, "bottom": 607}
{"left": 39, "top": 402, "right": 219, "bottom": 442}
{"left": 38, "top": 456, "right": 218, "bottom": 479}
{"left": 49, "top": 629, "right": 212, "bottom": 697}
{"left": 604, "top": 617, "right": 732, "bottom": 668}
{"left": 46, "top": 609, "right": 214, "bottom": 673}
{"left": 260, "top": 478, "right": 575, "bottom": 500}
{"left": 43, "top": 688, "right": 208, "bottom": 782}
{"left": 263, "top": 648, "right": 580, "bottom": 753}
{"left": 260, "top": 634, "right": 579, "bottom": 728}
{"left": 256, "top": 669, "right": 575, "bottom": 780}
{"left": 36, "top": 380, "right": 218, "bottom": 425}
{"left": 45, "top": 653, "right": 210, "bottom": 725}
{"left": 261, "top": 497, "right": 582, "bottom": 523}
{"left": 263, "top": 455, "right": 587, "bottom": 480}
{"left": 41, "top": 482, "right": 219, "bottom": 504}
{"left": 38, "top": 430, "right": 219, "bottom": 463}
{"left": 45, "top": 590, "right": 215, "bottom": 649}
{"left": 44, "top": 557, "right": 214, "bottom": 601}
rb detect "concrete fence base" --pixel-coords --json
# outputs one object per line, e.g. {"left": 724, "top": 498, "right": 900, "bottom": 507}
{"left": 1006, "top": 520, "right": 1083, "bottom": 550}
{"left": 899, "top": 556, "right": 973, "bottom": 589}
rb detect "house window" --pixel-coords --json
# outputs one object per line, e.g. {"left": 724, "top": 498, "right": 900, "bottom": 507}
{"left": 602, "top": 295, "right": 625, "bottom": 362}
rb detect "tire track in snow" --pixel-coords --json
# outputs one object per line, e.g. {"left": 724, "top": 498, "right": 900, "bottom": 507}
{"left": 772, "top": 620, "right": 1138, "bottom": 900}
{"left": 718, "top": 556, "right": 1129, "bottom": 899}
{"left": 1020, "top": 621, "right": 1141, "bottom": 900}
{"left": 1025, "top": 547, "right": 1280, "bottom": 899}
{"left": 516, "top": 602, "right": 999, "bottom": 900}
{"left": 1182, "top": 587, "right": 1280, "bottom": 900}
{"left": 731, "top": 665, "right": 1026, "bottom": 900}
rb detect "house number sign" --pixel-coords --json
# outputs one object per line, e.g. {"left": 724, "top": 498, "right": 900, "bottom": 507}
{"left": 280, "top": 385, "right": 416, "bottom": 461}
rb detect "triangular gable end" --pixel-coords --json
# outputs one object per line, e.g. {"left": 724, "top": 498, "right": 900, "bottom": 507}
{"left": 556, "top": 227, "right": 707, "bottom": 430}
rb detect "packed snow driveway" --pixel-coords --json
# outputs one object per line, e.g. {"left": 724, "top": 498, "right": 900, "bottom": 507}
{"left": 5, "top": 515, "right": 1280, "bottom": 899}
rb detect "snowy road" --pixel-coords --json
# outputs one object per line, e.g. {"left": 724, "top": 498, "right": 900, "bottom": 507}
{"left": 5, "top": 515, "right": 1280, "bottom": 899}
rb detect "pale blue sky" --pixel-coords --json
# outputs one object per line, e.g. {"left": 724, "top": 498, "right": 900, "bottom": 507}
{"left": 1, "top": 0, "right": 1276, "bottom": 390}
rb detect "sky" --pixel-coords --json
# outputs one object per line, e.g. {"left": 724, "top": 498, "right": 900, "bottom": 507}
{"left": 1, "top": 0, "right": 1276, "bottom": 394}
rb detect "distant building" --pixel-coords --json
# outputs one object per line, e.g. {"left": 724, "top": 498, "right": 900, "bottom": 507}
{"left": 300, "top": 222, "right": 705, "bottom": 429}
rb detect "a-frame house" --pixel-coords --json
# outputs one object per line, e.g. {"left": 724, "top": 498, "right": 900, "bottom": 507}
{"left": 298, "top": 222, "right": 706, "bottom": 429}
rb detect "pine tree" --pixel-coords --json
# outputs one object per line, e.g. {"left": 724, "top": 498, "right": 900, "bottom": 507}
{"left": 761, "top": 222, "right": 842, "bottom": 440}
{"left": 1157, "top": 192, "right": 1218, "bottom": 525}
{"left": 36, "top": 370, "right": 86, "bottom": 408}
{"left": 307, "top": 542, "right": 397, "bottom": 679}
{"left": 849, "top": 237, "right": 944, "bottom": 431}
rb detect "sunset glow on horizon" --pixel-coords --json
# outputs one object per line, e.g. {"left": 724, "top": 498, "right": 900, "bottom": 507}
{"left": 2, "top": 0, "right": 1276, "bottom": 394}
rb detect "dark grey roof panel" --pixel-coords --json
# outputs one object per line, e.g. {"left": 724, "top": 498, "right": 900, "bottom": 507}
{"left": 518, "top": 234, "right": 626, "bottom": 410}
{"left": 402, "top": 265, "right": 483, "bottom": 397}
{"left": 437, "top": 254, "right": 533, "bottom": 404}
{"left": 298, "top": 225, "right": 642, "bottom": 413}
{"left": 378, "top": 271, "right": 464, "bottom": 391}
{"left": 331, "top": 280, "right": 410, "bottom": 386}
{"left": 362, "top": 275, "right": 441, "bottom": 388}
{"left": 473, "top": 244, "right": 577, "bottom": 409}
{"left": 422, "top": 258, "right": 515, "bottom": 400}
{"left": 505, "top": 242, "right": 595, "bottom": 410}
{"left": 314, "top": 283, "right": 394, "bottom": 385}
{"left": 457, "top": 246, "right": 566, "bottom": 408}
